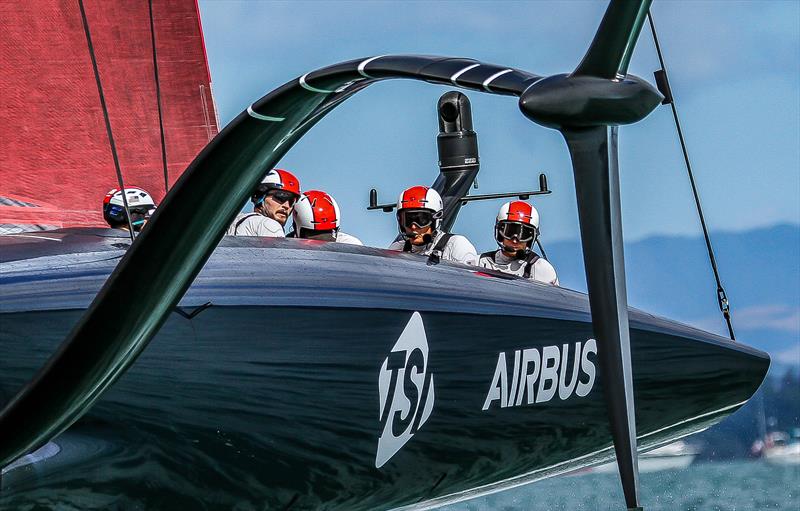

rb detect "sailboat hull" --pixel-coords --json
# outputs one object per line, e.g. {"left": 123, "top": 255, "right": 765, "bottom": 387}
{"left": 0, "top": 230, "right": 769, "bottom": 509}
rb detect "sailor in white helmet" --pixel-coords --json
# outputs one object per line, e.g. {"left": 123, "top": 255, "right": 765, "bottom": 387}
{"left": 388, "top": 185, "right": 478, "bottom": 265}
{"left": 103, "top": 187, "right": 157, "bottom": 232}
{"left": 227, "top": 168, "right": 301, "bottom": 237}
{"left": 479, "top": 200, "right": 559, "bottom": 286}
{"left": 290, "top": 190, "right": 363, "bottom": 245}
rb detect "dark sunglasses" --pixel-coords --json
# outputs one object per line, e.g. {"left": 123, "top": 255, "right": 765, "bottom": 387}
{"left": 497, "top": 221, "right": 537, "bottom": 242}
{"left": 399, "top": 210, "right": 434, "bottom": 229}
{"left": 266, "top": 190, "right": 299, "bottom": 206}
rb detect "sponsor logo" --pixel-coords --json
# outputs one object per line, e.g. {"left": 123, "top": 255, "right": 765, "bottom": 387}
{"left": 376, "top": 312, "right": 435, "bottom": 468}
{"left": 482, "top": 339, "right": 597, "bottom": 410}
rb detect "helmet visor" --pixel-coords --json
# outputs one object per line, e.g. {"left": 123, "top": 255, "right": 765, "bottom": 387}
{"left": 399, "top": 209, "right": 435, "bottom": 230}
{"left": 497, "top": 221, "right": 537, "bottom": 242}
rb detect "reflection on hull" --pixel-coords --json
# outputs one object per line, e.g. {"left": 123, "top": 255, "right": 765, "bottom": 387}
{"left": 0, "top": 232, "right": 770, "bottom": 509}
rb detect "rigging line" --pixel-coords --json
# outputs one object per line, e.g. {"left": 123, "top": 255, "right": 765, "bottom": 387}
{"left": 148, "top": 0, "right": 170, "bottom": 193}
{"left": 535, "top": 239, "right": 548, "bottom": 261}
{"left": 647, "top": 11, "right": 735, "bottom": 341}
{"left": 77, "top": 0, "right": 135, "bottom": 242}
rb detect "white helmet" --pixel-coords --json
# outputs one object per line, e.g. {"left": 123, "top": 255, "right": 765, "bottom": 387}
{"left": 396, "top": 186, "right": 444, "bottom": 236}
{"left": 292, "top": 190, "right": 340, "bottom": 240}
{"left": 495, "top": 201, "right": 540, "bottom": 249}
{"left": 103, "top": 187, "right": 156, "bottom": 230}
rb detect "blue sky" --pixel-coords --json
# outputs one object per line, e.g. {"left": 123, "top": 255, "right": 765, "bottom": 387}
{"left": 197, "top": 0, "right": 799, "bottom": 249}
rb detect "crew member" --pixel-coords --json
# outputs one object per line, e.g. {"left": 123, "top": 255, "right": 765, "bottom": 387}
{"left": 290, "top": 190, "right": 363, "bottom": 245}
{"left": 228, "top": 169, "right": 301, "bottom": 236}
{"left": 479, "top": 201, "right": 559, "bottom": 285}
{"left": 103, "top": 187, "right": 157, "bottom": 232}
{"left": 388, "top": 186, "right": 478, "bottom": 265}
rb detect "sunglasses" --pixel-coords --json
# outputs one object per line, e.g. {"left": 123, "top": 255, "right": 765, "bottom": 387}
{"left": 266, "top": 190, "right": 299, "bottom": 206}
{"left": 497, "top": 221, "right": 538, "bottom": 242}
{"left": 399, "top": 210, "right": 435, "bottom": 230}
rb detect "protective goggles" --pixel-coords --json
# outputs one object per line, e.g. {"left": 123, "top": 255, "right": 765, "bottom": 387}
{"left": 129, "top": 207, "right": 154, "bottom": 228}
{"left": 265, "top": 190, "right": 299, "bottom": 206}
{"left": 398, "top": 209, "right": 436, "bottom": 230}
{"left": 496, "top": 221, "right": 538, "bottom": 242}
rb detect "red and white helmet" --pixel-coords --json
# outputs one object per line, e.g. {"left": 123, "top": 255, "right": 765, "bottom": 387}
{"left": 103, "top": 187, "right": 156, "bottom": 230}
{"left": 396, "top": 186, "right": 444, "bottom": 235}
{"left": 293, "top": 190, "right": 340, "bottom": 238}
{"left": 495, "top": 201, "right": 540, "bottom": 248}
{"left": 496, "top": 200, "right": 539, "bottom": 227}
{"left": 252, "top": 168, "right": 301, "bottom": 203}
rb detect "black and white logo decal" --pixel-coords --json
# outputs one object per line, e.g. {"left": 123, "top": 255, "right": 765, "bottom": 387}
{"left": 376, "top": 312, "right": 435, "bottom": 468}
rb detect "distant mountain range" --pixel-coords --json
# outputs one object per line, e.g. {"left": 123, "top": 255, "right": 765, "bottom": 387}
{"left": 546, "top": 223, "right": 799, "bottom": 370}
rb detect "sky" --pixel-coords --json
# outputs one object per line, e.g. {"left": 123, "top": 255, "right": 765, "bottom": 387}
{"left": 197, "top": 0, "right": 800, "bottom": 249}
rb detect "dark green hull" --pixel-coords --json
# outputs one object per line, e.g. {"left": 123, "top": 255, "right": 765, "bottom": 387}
{"left": 0, "top": 232, "right": 769, "bottom": 509}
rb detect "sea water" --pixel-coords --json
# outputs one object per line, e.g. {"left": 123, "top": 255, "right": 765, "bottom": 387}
{"left": 437, "top": 460, "right": 799, "bottom": 511}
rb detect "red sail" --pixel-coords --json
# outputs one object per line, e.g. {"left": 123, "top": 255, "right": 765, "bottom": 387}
{"left": 0, "top": 0, "right": 218, "bottom": 233}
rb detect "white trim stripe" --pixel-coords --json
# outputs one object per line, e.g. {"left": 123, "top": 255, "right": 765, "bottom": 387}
{"left": 450, "top": 63, "right": 480, "bottom": 86}
{"left": 358, "top": 55, "right": 386, "bottom": 78}
{"left": 300, "top": 73, "right": 334, "bottom": 94}
{"left": 482, "top": 69, "right": 514, "bottom": 92}
{"left": 6, "top": 234, "right": 63, "bottom": 241}
{"left": 247, "top": 105, "right": 285, "bottom": 122}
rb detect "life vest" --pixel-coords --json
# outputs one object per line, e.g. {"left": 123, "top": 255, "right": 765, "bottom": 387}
{"left": 480, "top": 250, "right": 540, "bottom": 279}
{"left": 403, "top": 232, "right": 454, "bottom": 265}
{"left": 230, "top": 213, "right": 262, "bottom": 235}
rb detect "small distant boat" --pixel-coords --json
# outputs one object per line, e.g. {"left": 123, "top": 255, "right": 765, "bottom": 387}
{"left": 588, "top": 440, "right": 699, "bottom": 474}
{"left": 756, "top": 431, "right": 800, "bottom": 466}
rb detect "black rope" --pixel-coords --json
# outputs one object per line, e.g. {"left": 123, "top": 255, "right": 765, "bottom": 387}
{"left": 78, "top": 0, "right": 135, "bottom": 241}
{"left": 535, "top": 238, "right": 548, "bottom": 260}
{"left": 148, "top": 0, "right": 170, "bottom": 193}
{"left": 647, "top": 11, "right": 735, "bottom": 341}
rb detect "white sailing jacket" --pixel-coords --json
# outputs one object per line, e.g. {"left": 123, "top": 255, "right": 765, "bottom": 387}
{"left": 336, "top": 232, "right": 363, "bottom": 246}
{"left": 227, "top": 213, "right": 285, "bottom": 237}
{"left": 479, "top": 249, "right": 559, "bottom": 286}
{"left": 388, "top": 231, "right": 478, "bottom": 266}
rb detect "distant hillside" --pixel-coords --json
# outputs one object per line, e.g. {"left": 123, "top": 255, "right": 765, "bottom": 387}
{"left": 546, "top": 224, "right": 800, "bottom": 367}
